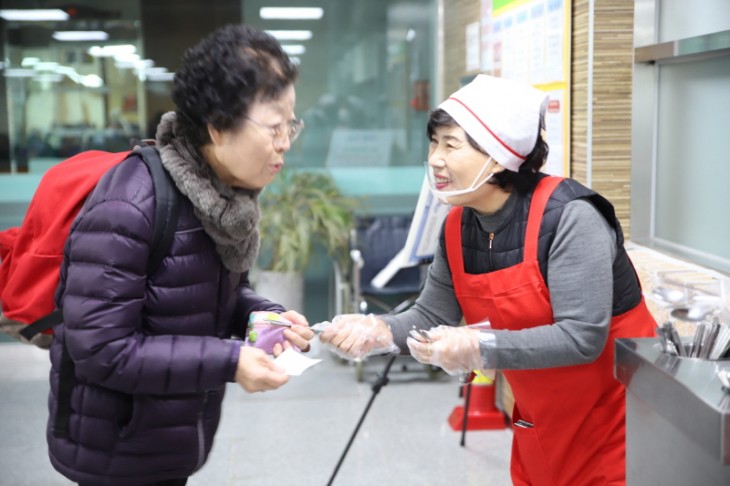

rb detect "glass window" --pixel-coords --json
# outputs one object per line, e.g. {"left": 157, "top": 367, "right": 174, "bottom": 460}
{"left": 0, "top": 2, "right": 158, "bottom": 174}
{"left": 654, "top": 56, "right": 730, "bottom": 268}
{"left": 1, "top": 0, "right": 438, "bottom": 228}
{"left": 244, "top": 0, "right": 437, "bottom": 204}
{"left": 632, "top": 0, "right": 730, "bottom": 273}
{"left": 245, "top": 0, "right": 435, "bottom": 170}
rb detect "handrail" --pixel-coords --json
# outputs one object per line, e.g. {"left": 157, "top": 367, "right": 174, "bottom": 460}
{"left": 635, "top": 29, "right": 730, "bottom": 64}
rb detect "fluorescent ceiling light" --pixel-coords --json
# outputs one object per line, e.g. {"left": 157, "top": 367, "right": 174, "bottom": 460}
{"left": 114, "top": 61, "right": 136, "bottom": 69}
{"left": 55, "top": 66, "right": 77, "bottom": 76}
{"left": 0, "top": 9, "right": 69, "bottom": 21}
{"left": 53, "top": 31, "right": 109, "bottom": 42}
{"left": 282, "top": 44, "right": 306, "bottom": 56}
{"left": 82, "top": 74, "right": 104, "bottom": 88}
{"left": 88, "top": 45, "right": 137, "bottom": 57}
{"left": 33, "top": 73, "right": 64, "bottom": 83}
{"left": 265, "top": 30, "right": 312, "bottom": 41}
{"left": 142, "top": 67, "right": 169, "bottom": 75}
{"left": 260, "top": 7, "right": 323, "bottom": 20}
{"left": 114, "top": 53, "right": 141, "bottom": 64}
{"left": 54, "top": 66, "right": 83, "bottom": 84}
{"left": 134, "top": 59, "right": 155, "bottom": 69}
{"left": 4, "top": 68, "right": 36, "bottom": 78}
{"left": 21, "top": 57, "right": 41, "bottom": 67}
{"left": 34, "top": 61, "right": 59, "bottom": 71}
{"left": 146, "top": 72, "right": 175, "bottom": 82}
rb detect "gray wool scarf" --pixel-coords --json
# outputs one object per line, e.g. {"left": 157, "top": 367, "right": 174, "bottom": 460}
{"left": 153, "top": 111, "right": 260, "bottom": 273}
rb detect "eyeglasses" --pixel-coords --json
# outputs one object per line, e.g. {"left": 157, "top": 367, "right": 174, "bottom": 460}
{"left": 243, "top": 116, "right": 305, "bottom": 145}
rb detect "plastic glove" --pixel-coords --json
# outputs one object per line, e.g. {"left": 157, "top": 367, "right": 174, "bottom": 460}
{"left": 406, "top": 325, "right": 485, "bottom": 376}
{"left": 318, "top": 314, "right": 399, "bottom": 361}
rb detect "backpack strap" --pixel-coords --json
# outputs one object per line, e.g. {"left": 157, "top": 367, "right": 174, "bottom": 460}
{"left": 136, "top": 144, "right": 180, "bottom": 274}
{"left": 52, "top": 339, "right": 75, "bottom": 438}
{"left": 19, "top": 146, "right": 180, "bottom": 343}
{"left": 18, "top": 310, "right": 62, "bottom": 341}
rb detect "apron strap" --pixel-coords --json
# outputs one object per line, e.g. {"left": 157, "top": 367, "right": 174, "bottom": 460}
{"left": 445, "top": 206, "right": 465, "bottom": 278}
{"left": 524, "top": 176, "right": 564, "bottom": 262}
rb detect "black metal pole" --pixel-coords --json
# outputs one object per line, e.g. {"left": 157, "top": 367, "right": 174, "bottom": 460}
{"left": 460, "top": 382, "right": 473, "bottom": 447}
{"left": 327, "top": 353, "right": 398, "bottom": 486}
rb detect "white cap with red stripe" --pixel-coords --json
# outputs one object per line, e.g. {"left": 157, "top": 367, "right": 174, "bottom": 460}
{"left": 438, "top": 74, "right": 547, "bottom": 172}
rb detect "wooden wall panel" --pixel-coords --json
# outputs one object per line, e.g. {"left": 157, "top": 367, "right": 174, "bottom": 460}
{"left": 591, "top": 1, "right": 634, "bottom": 229}
{"left": 444, "top": 0, "right": 635, "bottom": 234}
{"left": 571, "top": 0, "right": 589, "bottom": 185}
{"left": 443, "top": 0, "right": 481, "bottom": 98}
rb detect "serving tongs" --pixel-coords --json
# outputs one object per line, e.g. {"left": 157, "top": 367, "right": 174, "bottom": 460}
{"left": 409, "top": 328, "right": 477, "bottom": 384}
{"left": 263, "top": 317, "right": 293, "bottom": 327}
{"left": 659, "top": 321, "right": 686, "bottom": 356}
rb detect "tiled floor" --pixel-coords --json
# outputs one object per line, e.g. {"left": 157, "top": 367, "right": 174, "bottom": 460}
{"left": 0, "top": 340, "right": 513, "bottom": 486}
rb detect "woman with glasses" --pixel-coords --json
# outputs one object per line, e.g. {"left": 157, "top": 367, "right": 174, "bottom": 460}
{"left": 320, "top": 75, "right": 656, "bottom": 485}
{"left": 46, "top": 25, "right": 313, "bottom": 486}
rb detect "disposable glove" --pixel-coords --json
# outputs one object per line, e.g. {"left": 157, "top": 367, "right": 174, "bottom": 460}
{"left": 318, "top": 313, "right": 399, "bottom": 361}
{"left": 407, "top": 325, "right": 489, "bottom": 376}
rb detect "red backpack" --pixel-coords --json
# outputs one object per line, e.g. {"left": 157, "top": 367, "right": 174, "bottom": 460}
{"left": 0, "top": 144, "right": 179, "bottom": 348}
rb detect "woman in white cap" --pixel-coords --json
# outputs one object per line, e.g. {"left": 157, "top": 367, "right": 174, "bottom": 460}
{"left": 320, "top": 74, "right": 656, "bottom": 485}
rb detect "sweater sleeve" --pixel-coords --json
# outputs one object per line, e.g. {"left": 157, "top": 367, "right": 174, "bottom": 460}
{"left": 383, "top": 236, "right": 464, "bottom": 350}
{"left": 384, "top": 199, "right": 616, "bottom": 369}
{"left": 484, "top": 199, "right": 616, "bottom": 369}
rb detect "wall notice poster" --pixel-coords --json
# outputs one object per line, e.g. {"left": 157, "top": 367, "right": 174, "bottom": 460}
{"left": 466, "top": 22, "right": 481, "bottom": 72}
{"left": 479, "top": 0, "right": 571, "bottom": 177}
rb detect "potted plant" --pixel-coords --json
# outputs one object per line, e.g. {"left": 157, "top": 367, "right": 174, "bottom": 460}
{"left": 255, "top": 170, "right": 356, "bottom": 312}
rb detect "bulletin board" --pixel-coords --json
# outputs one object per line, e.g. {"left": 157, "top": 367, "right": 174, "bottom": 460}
{"left": 477, "top": 0, "right": 571, "bottom": 177}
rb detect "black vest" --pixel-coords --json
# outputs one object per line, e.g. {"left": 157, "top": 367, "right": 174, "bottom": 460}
{"left": 440, "top": 177, "right": 642, "bottom": 316}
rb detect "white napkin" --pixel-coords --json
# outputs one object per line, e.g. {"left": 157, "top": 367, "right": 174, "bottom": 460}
{"left": 274, "top": 348, "right": 322, "bottom": 376}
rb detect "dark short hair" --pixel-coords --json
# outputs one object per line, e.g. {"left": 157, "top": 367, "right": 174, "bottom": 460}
{"left": 426, "top": 108, "right": 548, "bottom": 194}
{"left": 172, "top": 24, "right": 299, "bottom": 152}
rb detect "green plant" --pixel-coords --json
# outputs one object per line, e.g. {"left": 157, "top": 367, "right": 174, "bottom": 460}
{"left": 258, "top": 170, "right": 356, "bottom": 273}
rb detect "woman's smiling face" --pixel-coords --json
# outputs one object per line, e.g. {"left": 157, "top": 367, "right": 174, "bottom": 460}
{"left": 426, "top": 123, "right": 512, "bottom": 213}
{"left": 427, "top": 125, "right": 495, "bottom": 202}
{"left": 204, "top": 84, "right": 297, "bottom": 190}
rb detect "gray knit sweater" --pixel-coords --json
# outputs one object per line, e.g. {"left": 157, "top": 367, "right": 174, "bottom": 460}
{"left": 383, "top": 194, "right": 617, "bottom": 370}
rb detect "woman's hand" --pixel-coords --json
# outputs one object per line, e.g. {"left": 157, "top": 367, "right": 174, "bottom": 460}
{"left": 235, "top": 346, "right": 289, "bottom": 392}
{"left": 319, "top": 314, "right": 398, "bottom": 361}
{"left": 406, "top": 325, "right": 483, "bottom": 375}
{"left": 273, "top": 310, "right": 314, "bottom": 355}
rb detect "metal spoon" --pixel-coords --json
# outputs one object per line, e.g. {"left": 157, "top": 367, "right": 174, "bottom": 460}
{"left": 670, "top": 304, "right": 717, "bottom": 322}
{"left": 653, "top": 286, "right": 687, "bottom": 305}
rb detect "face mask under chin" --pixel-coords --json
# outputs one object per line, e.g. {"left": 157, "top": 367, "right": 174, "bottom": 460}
{"left": 426, "top": 157, "right": 494, "bottom": 204}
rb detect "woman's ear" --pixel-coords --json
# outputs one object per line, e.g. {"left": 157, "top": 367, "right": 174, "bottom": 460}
{"left": 490, "top": 159, "right": 508, "bottom": 174}
{"left": 207, "top": 124, "right": 222, "bottom": 146}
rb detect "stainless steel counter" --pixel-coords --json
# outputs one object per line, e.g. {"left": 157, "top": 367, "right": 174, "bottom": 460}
{"left": 615, "top": 337, "right": 730, "bottom": 484}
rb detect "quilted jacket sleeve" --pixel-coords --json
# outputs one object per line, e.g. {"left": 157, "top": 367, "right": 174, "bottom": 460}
{"left": 58, "top": 160, "right": 240, "bottom": 395}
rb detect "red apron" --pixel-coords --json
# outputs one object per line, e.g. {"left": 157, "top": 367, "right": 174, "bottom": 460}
{"left": 445, "top": 176, "right": 656, "bottom": 486}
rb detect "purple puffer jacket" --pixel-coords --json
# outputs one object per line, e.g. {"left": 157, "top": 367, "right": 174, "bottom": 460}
{"left": 47, "top": 155, "right": 284, "bottom": 485}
